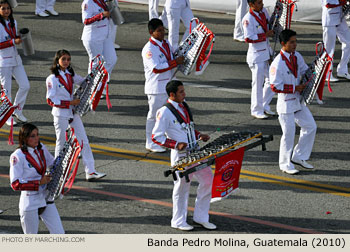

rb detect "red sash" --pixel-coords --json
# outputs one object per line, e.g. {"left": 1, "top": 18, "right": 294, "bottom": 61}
{"left": 149, "top": 38, "right": 172, "bottom": 61}
{"left": 58, "top": 73, "right": 73, "bottom": 94}
{"left": 2, "top": 21, "right": 16, "bottom": 39}
{"left": 280, "top": 51, "right": 298, "bottom": 78}
{"left": 23, "top": 148, "right": 47, "bottom": 176}
{"left": 249, "top": 9, "right": 267, "bottom": 33}
{"left": 93, "top": 0, "right": 108, "bottom": 11}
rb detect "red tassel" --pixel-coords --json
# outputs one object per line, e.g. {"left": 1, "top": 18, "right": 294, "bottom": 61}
{"left": 8, "top": 117, "right": 14, "bottom": 145}
{"left": 105, "top": 84, "right": 112, "bottom": 111}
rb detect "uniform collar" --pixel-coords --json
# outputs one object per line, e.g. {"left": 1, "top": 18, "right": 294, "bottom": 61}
{"left": 59, "top": 69, "right": 69, "bottom": 75}
{"left": 168, "top": 99, "right": 179, "bottom": 110}
{"left": 168, "top": 99, "right": 187, "bottom": 110}
{"left": 27, "top": 146, "right": 37, "bottom": 154}
{"left": 151, "top": 37, "right": 165, "bottom": 47}
{"left": 281, "top": 49, "right": 291, "bottom": 58}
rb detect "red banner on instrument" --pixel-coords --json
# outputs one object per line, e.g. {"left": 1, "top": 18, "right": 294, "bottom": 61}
{"left": 211, "top": 147, "right": 245, "bottom": 202}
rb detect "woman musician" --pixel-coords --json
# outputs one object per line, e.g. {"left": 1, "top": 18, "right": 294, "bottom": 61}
{"left": 9, "top": 123, "right": 64, "bottom": 234}
{"left": 46, "top": 49, "right": 106, "bottom": 181}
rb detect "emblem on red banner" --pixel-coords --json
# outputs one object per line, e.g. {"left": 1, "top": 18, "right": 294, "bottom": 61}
{"left": 211, "top": 147, "right": 245, "bottom": 202}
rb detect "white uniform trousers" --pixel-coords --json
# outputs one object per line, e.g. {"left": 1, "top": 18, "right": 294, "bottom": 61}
{"left": 323, "top": 21, "right": 350, "bottom": 75}
{"left": 278, "top": 106, "right": 317, "bottom": 171}
{"left": 165, "top": 4, "right": 194, "bottom": 50}
{"left": 0, "top": 65, "right": 30, "bottom": 111}
{"left": 233, "top": 0, "right": 248, "bottom": 41}
{"left": 20, "top": 203, "right": 64, "bottom": 234}
{"left": 83, "top": 38, "right": 117, "bottom": 76}
{"left": 35, "top": 0, "right": 56, "bottom": 14}
{"left": 149, "top": 0, "right": 168, "bottom": 28}
{"left": 146, "top": 93, "right": 168, "bottom": 149}
{"left": 171, "top": 165, "right": 213, "bottom": 227}
{"left": 248, "top": 61, "right": 272, "bottom": 116}
{"left": 53, "top": 114, "right": 95, "bottom": 174}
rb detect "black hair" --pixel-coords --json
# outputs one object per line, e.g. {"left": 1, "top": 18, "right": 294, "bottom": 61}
{"left": 0, "top": 0, "right": 15, "bottom": 30}
{"left": 247, "top": 0, "right": 258, "bottom": 4}
{"left": 166, "top": 80, "right": 183, "bottom": 96}
{"left": 18, "top": 123, "right": 42, "bottom": 152}
{"left": 50, "top": 49, "right": 75, "bottom": 77}
{"left": 148, "top": 18, "right": 163, "bottom": 33}
{"left": 279, "top": 29, "right": 297, "bottom": 44}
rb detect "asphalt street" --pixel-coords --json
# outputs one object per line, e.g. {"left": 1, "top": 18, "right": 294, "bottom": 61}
{"left": 0, "top": 0, "right": 349, "bottom": 234}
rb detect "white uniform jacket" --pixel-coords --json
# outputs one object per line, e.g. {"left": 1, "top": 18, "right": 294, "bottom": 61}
{"left": 165, "top": 0, "right": 190, "bottom": 9}
{"left": 142, "top": 37, "right": 177, "bottom": 94}
{"left": 0, "top": 19, "right": 22, "bottom": 67}
{"left": 81, "top": 0, "right": 111, "bottom": 41}
{"left": 46, "top": 70, "right": 85, "bottom": 118}
{"left": 152, "top": 99, "right": 200, "bottom": 165}
{"left": 269, "top": 50, "right": 309, "bottom": 114}
{"left": 322, "top": 0, "right": 343, "bottom": 27}
{"left": 10, "top": 144, "right": 54, "bottom": 212}
{"left": 242, "top": 8, "right": 272, "bottom": 64}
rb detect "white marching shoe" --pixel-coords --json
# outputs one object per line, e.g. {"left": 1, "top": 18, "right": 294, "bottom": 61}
{"left": 46, "top": 9, "right": 59, "bottom": 16}
{"left": 86, "top": 171, "right": 106, "bottom": 181}
{"left": 13, "top": 111, "right": 27, "bottom": 123}
{"left": 6, "top": 117, "right": 17, "bottom": 126}
{"left": 37, "top": 11, "right": 49, "bottom": 17}
{"left": 291, "top": 158, "right": 314, "bottom": 169}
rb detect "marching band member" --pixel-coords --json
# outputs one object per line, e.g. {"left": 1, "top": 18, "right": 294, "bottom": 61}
{"left": 46, "top": 49, "right": 106, "bottom": 181}
{"left": 0, "top": 0, "right": 30, "bottom": 126}
{"left": 164, "top": 0, "right": 195, "bottom": 50}
{"left": 148, "top": 0, "right": 168, "bottom": 28}
{"left": 243, "top": 0, "right": 275, "bottom": 119}
{"left": 142, "top": 18, "right": 184, "bottom": 152}
{"left": 233, "top": 0, "right": 248, "bottom": 42}
{"left": 35, "top": 0, "right": 58, "bottom": 17}
{"left": 152, "top": 80, "right": 216, "bottom": 231}
{"left": 81, "top": 0, "right": 117, "bottom": 93}
{"left": 10, "top": 123, "right": 64, "bottom": 234}
{"left": 322, "top": 0, "right": 350, "bottom": 81}
{"left": 269, "top": 29, "right": 317, "bottom": 175}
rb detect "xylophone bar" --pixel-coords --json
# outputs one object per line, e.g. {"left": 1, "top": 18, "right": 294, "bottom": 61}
{"left": 164, "top": 134, "right": 273, "bottom": 182}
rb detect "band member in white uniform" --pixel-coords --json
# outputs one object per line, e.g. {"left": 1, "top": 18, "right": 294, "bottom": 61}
{"left": 234, "top": 0, "right": 248, "bottom": 42}
{"left": 152, "top": 80, "right": 216, "bottom": 231}
{"left": 164, "top": 0, "right": 195, "bottom": 50}
{"left": 81, "top": 0, "right": 117, "bottom": 84}
{"left": 0, "top": 0, "right": 30, "bottom": 126}
{"left": 243, "top": 0, "right": 275, "bottom": 119}
{"left": 142, "top": 18, "right": 184, "bottom": 152}
{"left": 35, "top": 0, "right": 58, "bottom": 17}
{"left": 46, "top": 50, "right": 106, "bottom": 181}
{"left": 269, "top": 29, "right": 317, "bottom": 175}
{"left": 322, "top": 0, "right": 350, "bottom": 81}
{"left": 149, "top": 0, "right": 168, "bottom": 28}
{"left": 10, "top": 123, "right": 64, "bottom": 234}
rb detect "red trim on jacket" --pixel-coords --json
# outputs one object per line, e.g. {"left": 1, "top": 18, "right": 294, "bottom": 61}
{"left": 11, "top": 179, "right": 39, "bottom": 191}
{"left": 325, "top": 3, "right": 344, "bottom": 8}
{"left": 84, "top": 13, "right": 104, "bottom": 25}
{"left": 152, "top": 59, "right": 177, "bottom": 73}
{"left": 271, "top": 84, "right": 294, "bottom": 93}
{"left": 0, "top": 39, "right": 14, "bottom": 49}
{"left": 152, "top": 134, "right": 177, "bottom": 149}
{"left": 47, "top": 98, "right": 70, "bottom": 109}
{"left": 245, "top": 33, "right": 266, "bottom": 43}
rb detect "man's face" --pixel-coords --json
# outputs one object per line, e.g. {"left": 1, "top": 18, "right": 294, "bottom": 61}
{"left": 173, "top": 85, "right": 186, "bottom": 104}
{"left": 249, "top": 0, "right": 264, "bottom": 12}
{"left": 282, "top": 36, "right": 297, "bottom": 53}
{"left": 151, "top": 25, "right": 165, "bottom": 41}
